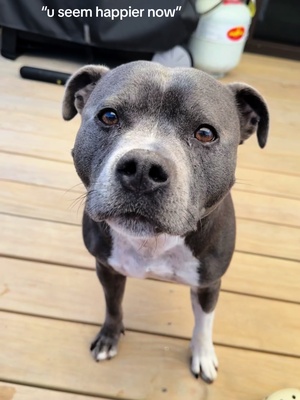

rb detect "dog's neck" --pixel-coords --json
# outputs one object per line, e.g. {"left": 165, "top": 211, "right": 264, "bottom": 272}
{"left": 109, "top": 227, "right": 183, "bottom": 259}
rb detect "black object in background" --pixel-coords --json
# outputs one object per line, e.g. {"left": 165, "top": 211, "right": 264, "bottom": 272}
{"left": 20, "top": 66, "right": 71, "bottom": 85}
{"left": 254, "top": 0, "right": 300, "bottom": 46}
{"left": 0, "top": 0, "right": 199, "bottom": 60}
{"left": 246, "top": 0, "right": 300, "bottom": 60}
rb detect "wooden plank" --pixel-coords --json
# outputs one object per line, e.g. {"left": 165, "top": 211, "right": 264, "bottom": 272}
{"left": 0, "top": 312, "right": 299, "bottom": 400}
{"left": 0, "top": 94, "right": 64, "bottom": 118}
{"left": 1, "top": 242, "right": 299, "bottom": 306}
{"left": 3, "top": 112, "right": 300, "bottom": 176}
{"left": 2, "top": 53, "right": 299, "bottom": 111}
{"left": 1, "top": 257, "right": 300, "bottom": 357}
{"left": 1, "top": 56, "right": 300, "bottom": 178}
{"left": 1, "top": 180, "right": 299, "bottom": 229}
{"left": 2, "top": 95, "right": 299, "bottom": 142}
{"left": 0, "top": 382, "right": 107, "bottom": 400}
{"left": 2, "top": 52, "right": 298, "bottom": 103}
{"left": 0, "top": 181, "right": 82, "bottom": 225}
{"left": 236, "top": 136, "right": 300, "bottom": 177}
{"left": 1, "top": 124, "right": 300, "bottom": 177}
{"left": 0, "top": 214, "right": 90, "bottom": 268}
{"left": 1, "top": 51, "right": 300, "bottom": 400}
{"left": 1, "top": 152, "right": 300, "bottom": 201}
{"left": 223, "top": 53, "right": 300, "bottom": 90}
{"left": 235, "top": 167, "right": 300, "bottom": 199}
{"left": 1, "top": 105, "right": 300, "bottom": 177}
{"left": 232, "top": 189, "right": 300, "bottom": 228}
{"left": 5, "top": 54, "right": 294, "bottom": 95}
{"left": 1, "top": 55, "right": 300, "bottom": 177}
{"left": 236, "top": 218, "right": 300, "bottom": 261}
{"left": 223, "top": 54, "right": 300, "bottom": 175}
{"left": 0, "top": 128, "right": 74, "bottom": 163}
{"left": 0, "top": 111, "right": 78, "bottom": 140}
{"left": 0, "top": 53, "right": 80, "bottom": 78}
{"left": 1, "top": 210, "right": 299, "bottom": 270}
{"left": 1, "top": 55, "right": 300, "bottom": 179}
{"left": 1, "top": 210, "right": 299, "bottom": 304}
{"left": 0, "top": 153, "right": 81, "bottom": 192}
{"left": 1, "top": 211, "right": 299, "bottom": 302}
{"left": 223, "top": 252, "right": 300, "bottom": 303}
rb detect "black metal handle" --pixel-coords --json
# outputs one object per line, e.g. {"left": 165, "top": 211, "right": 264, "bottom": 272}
{"left": 20, "top": 66, "right": 71, "bottom": 85}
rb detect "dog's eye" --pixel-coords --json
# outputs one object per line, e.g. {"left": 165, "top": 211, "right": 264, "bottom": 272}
{"left": 98, "top": 109, "right": 119, "bottom": 126}
{"left": 195, "top": 126, "right": 217, "bottom": 143}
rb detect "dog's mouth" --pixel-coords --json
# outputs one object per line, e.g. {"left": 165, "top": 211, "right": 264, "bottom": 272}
{"left": 106, "top": 211, "right": 162, "bottom": 237}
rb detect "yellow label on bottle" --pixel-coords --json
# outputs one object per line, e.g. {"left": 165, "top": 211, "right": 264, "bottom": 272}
{"left": 248, "top": 0, "right": 256, "bottom": 17}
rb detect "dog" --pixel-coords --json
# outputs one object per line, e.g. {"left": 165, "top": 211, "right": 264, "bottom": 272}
{"left": 62, "top": 61, "right": 269, "bottom": 383}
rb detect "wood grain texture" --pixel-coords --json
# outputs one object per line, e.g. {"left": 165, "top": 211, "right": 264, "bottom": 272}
{"left": 1, "top": 180, "right": 300, "bottom": 228}
{"left": 1, "top": 312, "right": 300, "bottom": 400}
{"left": 0, "top": 181, "right": 83, "bottom": 225}
{"left": 2, "top": 247, "right": 300, "bottom": 306}
{"left": 2, "top": 130, "right": 300, "bottom": 181}
{"left": 236, "top": 218, "right": 300, "bottom": 261}
{"left": 236, "top": 136, "right": 300, "bottom": 177}
{"left": 2, "top": 152, "right": 300, "bottom": 200}
{"left": 1, "top": 212, "right": 299, "bottom": 269}
{"left": 0, "top": 112, "right": 77, "bottom": 147}
{"left": 235, "top": 167, "right": 300, "bottom": 199}
{"left": 223, "top": 252, "right": 300, "bottom": 303}
{"left": 0, "top": 127, "right": 74, "bottom": 163}
{"left": 1, "top": 257, "right": 300, "bottom": 357}
{"left": 1, "top": 116, "right": 300, "bottom": 177}
{"left": 0, "top": 152, "right": 81, "bottom": 192}
{"left": 222, "top": 53, "right": 300, "bottom": 176}
{"left": 0, "top": 382, "right": 107, "bottom": 400}
{"left": 0, "top": 214, "right": 90, "bottom": 268}
{"left": 1, "top": 51, "right": 300, "bottom": 399}
{"left": 232, "top": 189, "right": 300, "bottom": 228}
{"left": 2, "top": 53, "right": 300, "bottom": 177}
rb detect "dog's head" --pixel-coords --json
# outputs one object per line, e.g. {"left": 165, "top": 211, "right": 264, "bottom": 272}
{"left": 63, "top": 61, "right": 269, "bottom": 237}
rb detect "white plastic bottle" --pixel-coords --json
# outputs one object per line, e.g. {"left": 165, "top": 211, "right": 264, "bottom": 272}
{"left": 188, "top": 0, "right": 252, "bottom": 77}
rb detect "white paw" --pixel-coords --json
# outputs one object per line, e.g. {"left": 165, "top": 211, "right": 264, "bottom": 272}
{"left": 190, "top": 341, "right": 218, "bottom": 383}
{"left": 94, "top": 345, "right": 118, "bottom": 361}
{"left": 90, "top": 324, "right": 124, "bottom": 362}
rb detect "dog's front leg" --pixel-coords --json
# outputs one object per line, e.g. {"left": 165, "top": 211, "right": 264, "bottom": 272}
{"left": 190, "top": 280, "right": 221, "bottom": 383}
{"left": 90, "top": 261, "right": 126, "bottom": 361}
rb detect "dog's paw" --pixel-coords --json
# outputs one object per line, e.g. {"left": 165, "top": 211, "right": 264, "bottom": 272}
{"left": 190, "top": 341, "right": 218, "bottom": 383}
{"left": 90, "top": 323, "right": 125, "bottom": 362}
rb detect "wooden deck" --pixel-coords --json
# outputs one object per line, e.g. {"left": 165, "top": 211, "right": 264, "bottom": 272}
{"left": 0, "top": 52, "right": 300, "bottom": 400}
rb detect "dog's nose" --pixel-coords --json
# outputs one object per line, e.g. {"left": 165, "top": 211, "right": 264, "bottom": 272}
{"left": 116, "top": 149, "right": 171, "bottom": 193}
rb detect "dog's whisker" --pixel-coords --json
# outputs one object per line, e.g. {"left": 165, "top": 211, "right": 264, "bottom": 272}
{"left": 64, "top": 182, "right": 85, "bottom": 195}
{"left": 69, "top": 192, "right": 88, "bottom": 204}
{"left": 198, "top": 218, "right": 203, "bottom": 233}
{"left": 234, "top": 180, "right": 255, "bottom": 187}
{"left": 68, "top": 190, "right": 95, "bottom": 212}
{"left": 139, "top": 238, "right": 149, "bottom": 251}
{"left": 68, "top": 195, "right": 86, "bottom": 211}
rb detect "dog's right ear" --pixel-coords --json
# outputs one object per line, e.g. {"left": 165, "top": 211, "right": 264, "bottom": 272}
{"left": 62, "top": 65, "right": 109, "bottom": 121}
{"left": 227, "top": 83, "right": 269, "bottom": 148}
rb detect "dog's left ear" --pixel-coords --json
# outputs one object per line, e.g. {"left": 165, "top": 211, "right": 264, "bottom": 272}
{"left": 227, "top": 83, "right": 269, "bottom": 148}
{"left": 62, "top": 65, "right": 110, "bottom": 121}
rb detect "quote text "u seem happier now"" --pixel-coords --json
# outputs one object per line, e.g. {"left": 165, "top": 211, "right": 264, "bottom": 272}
{"left": 41, "top": 6, "right": 183, "bottom": 20}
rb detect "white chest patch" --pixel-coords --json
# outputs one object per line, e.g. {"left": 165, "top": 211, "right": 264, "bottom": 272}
{"left": 108, "top": 231, "right": 200, "bottom": 286}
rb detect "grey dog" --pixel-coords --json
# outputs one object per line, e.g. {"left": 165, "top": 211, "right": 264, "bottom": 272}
{"left": 62, "top": 61, "right": 269, "bottom": 383}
